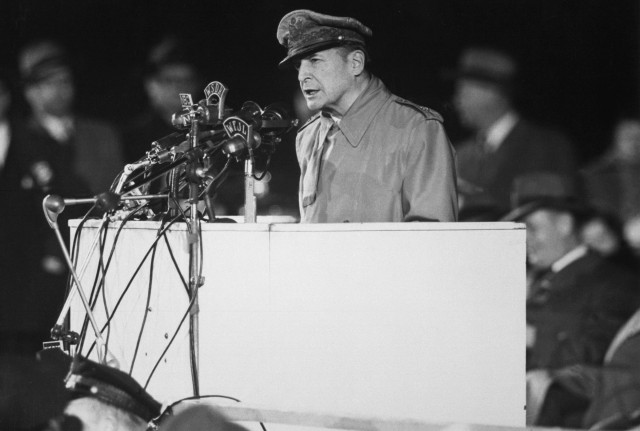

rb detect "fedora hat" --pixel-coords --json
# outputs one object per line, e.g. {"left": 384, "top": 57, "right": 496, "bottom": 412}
{"left": 502, "top": 171, "right": 589, "bottom": 221}
{"left": 447, "top": 47, "right": 517, "bottom": 91}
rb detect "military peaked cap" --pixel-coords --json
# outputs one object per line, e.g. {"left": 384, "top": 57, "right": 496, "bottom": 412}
{"left": 277, "top": 9, "right": 372, "bottom": 68}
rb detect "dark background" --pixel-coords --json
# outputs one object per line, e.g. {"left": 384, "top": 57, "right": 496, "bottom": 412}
{"left": 0, "top": 0, "right": 638, "bottom": 165}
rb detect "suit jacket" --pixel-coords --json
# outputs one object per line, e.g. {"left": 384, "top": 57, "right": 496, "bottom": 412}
{"left": 527, "top": 251, "right": 640, "bottom": 371}
{"left": 16, "top": 115, "right": 124, "bottom": 197}
{"left": 2, "top": 116, "right": 124, "bottom": 336}
{"left": 0, "top": 120, "right": 39, "bottom": 333}
{"left": 546, "top": 309, "right": 640, "bottom": 429}
{"left": 456, "top": 118, "right": 577, "bottom": 213}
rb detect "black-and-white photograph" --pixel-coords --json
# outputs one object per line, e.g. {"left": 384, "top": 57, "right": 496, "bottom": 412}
{"left": 1, "top": 1, "right": 640, "bottom": 430}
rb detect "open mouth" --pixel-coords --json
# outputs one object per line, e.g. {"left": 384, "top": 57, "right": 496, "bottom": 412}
{"left": 303, "top": 89, "right": 319, "bottom": 96}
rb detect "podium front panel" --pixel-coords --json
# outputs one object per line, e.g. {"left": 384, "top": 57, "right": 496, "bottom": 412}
{"left": 69, "top": 221, "right": 525, "bottom": 427}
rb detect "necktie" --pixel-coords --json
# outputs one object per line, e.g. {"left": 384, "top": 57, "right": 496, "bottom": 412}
{"left": 527, "top": 269, "right": 555, "bottom": 305}
{"left": 302, "top": 115, "right": 336, "bottom": 207}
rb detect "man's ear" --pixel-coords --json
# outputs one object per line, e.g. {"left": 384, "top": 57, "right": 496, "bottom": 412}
{"left": 349, "top": 49, "right": 366, "bottom": 76}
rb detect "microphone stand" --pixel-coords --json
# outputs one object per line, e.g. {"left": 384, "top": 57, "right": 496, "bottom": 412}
{"left": 43, "top": 196, "right": 108, "bottom": 364}
{"left": 186, "top": 112, "right": 203, "bottom": 396}
{"left": 244, "top": 150, "right": 257, "bottom": 223}
{"left": 50, "top": 214, "right": 108, "bottom": 348}
{"left": 50, "top": 193, "right": 169, "bottom": 344}
{"left": 44, "top": 193, "right": 169, "bottom": 365}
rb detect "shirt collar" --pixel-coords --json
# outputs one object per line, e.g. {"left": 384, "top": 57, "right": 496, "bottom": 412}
{"left": 551, "top": 244, "right": 589, "bottom": 273}
{"left": 484, "top": 111, "right": 519, "bottom": 152}
{"left": 323, "top": 75, "right": 390, "bottom": 148}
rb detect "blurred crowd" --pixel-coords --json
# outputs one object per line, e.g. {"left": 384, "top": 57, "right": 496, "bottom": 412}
{"left": 1, "top": 32, "right": 640, "bottom": 430}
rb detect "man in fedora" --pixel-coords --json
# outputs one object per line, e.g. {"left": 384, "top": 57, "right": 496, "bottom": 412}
{"left": 276, "top": 10, "right": 458, "bottom": 223}
{"left": 453, "top": 47, "right": 577, "bottom": 219}
{"left": 503, "top": 185, "right": 640, "bottom": 426}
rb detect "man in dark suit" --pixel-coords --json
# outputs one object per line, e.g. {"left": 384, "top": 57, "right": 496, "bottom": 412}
{"left": 504, "top": 196, "right": 640, "bottom": 426}
{"left": 543, "top": 308, "right": 640, "bottom": 430}
{"left": 0, "top": 69, "right": 46, "bottom": 355}
{"left": 452, "top": 47, "right": 578, "bottom": 219}
{"left": 14, "top": 39, "right": 124, "bottom": 347}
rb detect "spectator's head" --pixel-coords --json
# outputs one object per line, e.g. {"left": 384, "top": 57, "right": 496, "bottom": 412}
{"left": 62, "top": 355, "right": 162, "bottom": 431}
{"left": 505, "top": 198, "right": 590, "bottom": 270}
{"left": 143, "top": 35, "right": 205, "bottom": 121}
{"left": 612, "top": 118, "right": 640, "bottom": 163}
{"left": 277, "top": 10, "right": 372, "bottom": 115}
{"left": 452, "top": 47, "right": 517, "bottom": 131}
{"left": 580, "top": 210, "right": 629, "bottom": 257}
{"left": 19, "top": 39, "right": 75, "bottom": 118}
{"left": 504, "top": 172, "right": 589, "bottom": 270}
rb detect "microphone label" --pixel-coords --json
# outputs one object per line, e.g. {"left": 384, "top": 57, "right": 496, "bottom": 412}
{"left": 179, "top": 93, "right": 193, "bottom": 111}
{"left": 223, "top": 117, "right": 250, "bottom": 141}
{"left": 204, "top": 81, "right": 228, "bottom": 106}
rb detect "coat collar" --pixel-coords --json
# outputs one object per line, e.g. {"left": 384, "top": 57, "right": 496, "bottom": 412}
{"left": 324, "top": 75, "right": 390, "bottom": 148}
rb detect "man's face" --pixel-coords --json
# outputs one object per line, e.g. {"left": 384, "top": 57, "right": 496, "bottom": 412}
{"left": 146, "top": 63, "right": 202, "bottom": 117}
{"left": 524, "top": 209, "right": 572, "bottom": 269}
{"left": 296, "top": 47, "right": 355, "bottom": 114}
{"left": 24, "top": 70, "right": 75, "bottom": 117}
{"left": 453, "top": 79, "right": 502, "bottom": 129}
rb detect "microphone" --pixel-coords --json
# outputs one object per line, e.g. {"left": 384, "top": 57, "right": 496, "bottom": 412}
{"left": 170, "top": 100, "right": 230, "bottom": 129}
{"left": 261, "top": 102, "right": 299, "bottom": 132}
{"left": 221, "top": 135, "right": 261, "bottom": 157}
{"left": 147, "top": 129, "right": 228, "bottom": 164}
{"left": 220, "top": 101, "right": 296, "bottom": 157}
{"left": 40, "top": 195, "right": 117, "bottom": 366}
{"left": 171, "top": 111, "right": 191, "bottom": 129}
{"left": 224, "top": 102, "right": 297, "bottom": 138}
{"left": 43, "top": 192, "right": 122, "bottom": 216}
{"left": 194, "top": 100, "right": 224, "bottom": 126}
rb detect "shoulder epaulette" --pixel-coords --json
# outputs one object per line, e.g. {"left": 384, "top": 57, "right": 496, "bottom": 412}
{"left": 297, "top": 112, "right": 321, "bottom": 133}
{"left": 395, "top": 98, "right": 443, "bottom": 122}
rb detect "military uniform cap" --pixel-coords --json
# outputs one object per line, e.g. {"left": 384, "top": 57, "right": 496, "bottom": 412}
{"left": 277, "top": 9, "right": 372, "bottom": 68}
{"left": 64, "top": 355, "right": 162, "bottom": 422}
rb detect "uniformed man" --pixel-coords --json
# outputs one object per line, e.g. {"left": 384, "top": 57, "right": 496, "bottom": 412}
{"left": 276, "top": 10, "right": 458, "bottom": 223}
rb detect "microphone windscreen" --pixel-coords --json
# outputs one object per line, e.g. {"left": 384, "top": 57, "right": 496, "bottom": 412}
{"left": 95, "top": 191, "right": 121, "bottom": 212}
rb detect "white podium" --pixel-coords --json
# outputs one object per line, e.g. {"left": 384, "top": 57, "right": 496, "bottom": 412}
{"left": 69, "top": 220, "right": 526, "bottom": 427}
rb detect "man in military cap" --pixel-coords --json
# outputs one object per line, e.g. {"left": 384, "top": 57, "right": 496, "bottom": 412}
{"left": 50, "top": 354, "right": 162, "bottom": 431}
{"left": 277, "top": 10, "right": 458, "bottom": 223}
